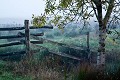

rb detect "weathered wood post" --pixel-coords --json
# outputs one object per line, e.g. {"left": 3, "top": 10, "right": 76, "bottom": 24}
{"left": 24, "top": 20, "right": 30, "bottom": 56}
{"left": 87, "top": 32, "right": 89, "bottom": 49}
{"left": 86, "top": 32, "right": 91, "bottom": 63}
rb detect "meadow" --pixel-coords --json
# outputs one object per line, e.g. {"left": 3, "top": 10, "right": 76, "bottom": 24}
{"left": 0, "top": 25, "right": 120, "bottom": 80}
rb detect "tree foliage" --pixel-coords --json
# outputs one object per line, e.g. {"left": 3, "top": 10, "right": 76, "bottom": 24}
{"left": 33, "top": 0, "right": 120, "bottom": 28}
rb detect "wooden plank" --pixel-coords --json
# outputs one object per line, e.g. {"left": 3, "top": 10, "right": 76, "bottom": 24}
{"left": 49, "top": 50, "right": 81, "bottom": 61}
{"left": 0, "top": 40, "right": 43, "bottom": 47}
{"left": 0, "top": 35, "right": 24, "bottom": 39}
{"left": 31, "top": 40, "right": 43, "bottom": 44}
{"left": 31, "top": 35, "right": 92, "bottom": 60}
{"left": 30, "top": 43, "right": 81, "bottom": 61}
{"left": 31, "top": 33, "right": 44, "bottom": 36}
{"left": 0, "top": 41, "right": 23, "bottom": 47}
{"left": 0, "top": 32, "right": 44, "bottom": 39}
{"left": 20, "top": 40, "right": 43, "bottom": 44}
{"left": 18, "top": 32, "right": 44, "bottom": 36}
{"left": 0, "top": 27, "right": 24, "bottom": 31}
{"left": 29, "top": 26, "right": 53, "bottom": 29}
{"left": 0, "top": 26, "right": 53, "bottom": 31}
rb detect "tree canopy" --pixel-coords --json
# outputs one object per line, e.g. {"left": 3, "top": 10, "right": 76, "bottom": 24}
{"left": 33, "top": 0, "right": 120, "bottom": 29}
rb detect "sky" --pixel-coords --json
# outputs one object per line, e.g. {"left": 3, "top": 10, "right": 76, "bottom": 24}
{"left": 0, "top": 0, "right": 45, "bottom": 19}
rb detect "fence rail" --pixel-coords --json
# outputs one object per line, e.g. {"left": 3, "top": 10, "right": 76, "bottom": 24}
{"left": 0, "top": 20, "right": 53, "bottom": 58}
{"left": 0, "top": 32, "right": 44, "bottom": 39}
{"left": 0, "top": 40, "right": 43, "bottom": 47}
{"left": 0, "top": 20, "right": 90, "bottom": 61}
{"left": 30, "top": 43, "right": 81, "bottom": 61}
{"left": 0, "top": 35, "right": 24, "bottom": 39}
{"left": 0, "top": 26, "right": 53, "bottom": 31}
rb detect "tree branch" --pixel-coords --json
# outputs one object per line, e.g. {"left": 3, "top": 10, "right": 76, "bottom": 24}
{"left": 103, "top": 0, "right": 115, "bottom": 26}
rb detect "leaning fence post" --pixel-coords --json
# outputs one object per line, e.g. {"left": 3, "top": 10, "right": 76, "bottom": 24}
{"left": 87, "top": 32, "right": 89, "bottom": 50}
{"left": 86, "top": 32, "right": 91, "bottom": 63}
{"left": 24, "top": 20, "right": 30, "bottom": 55}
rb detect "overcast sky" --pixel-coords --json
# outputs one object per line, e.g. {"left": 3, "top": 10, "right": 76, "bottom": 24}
{"left": 0, "top": 0, "right": 45, "bottom": 19}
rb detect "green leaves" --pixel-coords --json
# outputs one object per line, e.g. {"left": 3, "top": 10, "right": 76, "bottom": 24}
{"left": 53, "top": 15, "right": 62, "bottom": 26}
{"left": 32, "top": 14, "right": 46, "bottom": 27}
{"left": 76, "top": 0, "right": 83, "bottom": 8}
{"left": 32, "top": 0, "right": 93, "bottom": 28}
{"left": 32, "top": 0, "right": 117, "bottom": 32}
{"left": 59, "top": 0, "right": 72, "bottom": 8}
{"left": 45, "top": 0, "right": 57, "bottom": 14}
{"left": 45, "top": 8, "right": 50, "bottom": 15}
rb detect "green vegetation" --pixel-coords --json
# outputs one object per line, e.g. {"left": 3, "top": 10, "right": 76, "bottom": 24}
{"left": 0, "top": 26, "right": 120, "bottom": 80}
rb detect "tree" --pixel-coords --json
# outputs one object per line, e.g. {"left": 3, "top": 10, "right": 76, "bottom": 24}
{"left": 33, "top": 0, "right": 120, "bottom": 70}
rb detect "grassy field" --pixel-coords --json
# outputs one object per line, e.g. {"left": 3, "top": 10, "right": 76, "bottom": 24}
{"left": 0, "top": 27, "right": 120, "bottom": 80}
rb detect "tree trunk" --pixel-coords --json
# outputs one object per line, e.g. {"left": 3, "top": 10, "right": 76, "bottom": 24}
{"left": 97, "top": 26, "right": 106, "bottom": 70}
{"left": 95, "top": 0, "right": 106, "bottom": 71}
{"left": 96, "top": 0, "right": 115, "bottom": 70}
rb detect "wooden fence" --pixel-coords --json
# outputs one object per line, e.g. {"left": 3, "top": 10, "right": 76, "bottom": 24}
{"left": 0, "top": 20, "right": 53, "bottom": 57}
{"left": 0, "top": 20, "right": 90, "bottom": 61}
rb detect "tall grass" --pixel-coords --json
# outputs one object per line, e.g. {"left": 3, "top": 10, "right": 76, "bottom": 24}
{"left": 0, "top": 27, "right": 120, "bottom": 80}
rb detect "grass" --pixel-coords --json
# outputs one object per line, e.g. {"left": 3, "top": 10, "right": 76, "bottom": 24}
{"left": 0, "top": 28, "right": 120, "bottom": 80}
{"left": 0, "top": 60, "right": 33, "bottom": 80}
{"left": 0, "top": 56, "right": 66, "bottom": 80}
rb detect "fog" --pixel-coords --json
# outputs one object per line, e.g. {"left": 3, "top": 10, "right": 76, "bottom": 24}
{"left": 0, "top": 0, "right": 45, "bottom": 19}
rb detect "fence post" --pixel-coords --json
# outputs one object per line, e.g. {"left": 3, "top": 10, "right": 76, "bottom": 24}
{"left": 86, "top": 32, "right": 91, "bottom": 63}
{"left": 24, "top": 20, "right": 30, "bottom": 55}
{"left": 87, "top": 32, "right": 89, "bottom": 49}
